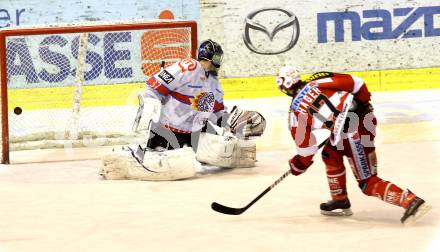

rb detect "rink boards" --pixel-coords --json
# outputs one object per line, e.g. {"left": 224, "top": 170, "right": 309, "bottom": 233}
{"left": 8, "top": 66, "right": 440, "bottom": 112}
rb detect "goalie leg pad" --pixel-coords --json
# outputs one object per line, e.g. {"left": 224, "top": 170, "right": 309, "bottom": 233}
{"left": 101, "top": 147, "right": 199, "bottom": 181}
{"left": 100, "top": 153, "right": 130, "bottom": 180}
{"left": 196, "top": 133, "right": 256, "bottom": 168}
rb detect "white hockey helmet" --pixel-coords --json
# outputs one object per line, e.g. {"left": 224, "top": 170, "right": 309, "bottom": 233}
{"left": 276, "top": 66, "right": 301, "bottom": 95}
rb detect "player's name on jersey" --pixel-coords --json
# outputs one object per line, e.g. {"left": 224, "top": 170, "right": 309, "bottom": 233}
{"left": 291, "top": 84, "right": 321, "bottom": 114}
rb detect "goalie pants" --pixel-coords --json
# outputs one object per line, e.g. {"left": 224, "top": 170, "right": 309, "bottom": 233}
{"left": 146, "top": 120, "right": 224, "bottom": 150}
{"left": 321, "top": 113, "right": 416, "bottom": 209}
{"left": 147, "top": 126, "right": 201, "bottom": 151}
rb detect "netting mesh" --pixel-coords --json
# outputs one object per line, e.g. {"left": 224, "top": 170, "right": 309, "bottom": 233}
{"left": 141, "top": 29, "right": 192, "bottom": 75}
{"left": 2, "top": 23, "right": 194, "bottom": 157}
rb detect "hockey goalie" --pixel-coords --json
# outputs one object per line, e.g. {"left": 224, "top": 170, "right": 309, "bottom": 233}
{"left": 100, "top": 39, "right": 266, "bottom": 181}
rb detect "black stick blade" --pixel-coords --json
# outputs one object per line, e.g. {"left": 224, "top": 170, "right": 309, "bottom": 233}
{"left": 211, "top": 202, "right": 246, "bottom": 215}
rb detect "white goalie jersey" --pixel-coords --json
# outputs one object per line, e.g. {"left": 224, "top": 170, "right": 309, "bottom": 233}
{"left": 145, "top": 58, "right": 226, "bottom": 133}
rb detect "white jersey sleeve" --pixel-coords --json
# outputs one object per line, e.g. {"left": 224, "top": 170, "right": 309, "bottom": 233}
{"left": 145, "top": 61, "right": 187, "bottom": 100}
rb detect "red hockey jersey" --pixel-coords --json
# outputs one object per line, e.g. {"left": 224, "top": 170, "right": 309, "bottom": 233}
{"left": 289, "top": 72, "right": 371, "bottom": 157}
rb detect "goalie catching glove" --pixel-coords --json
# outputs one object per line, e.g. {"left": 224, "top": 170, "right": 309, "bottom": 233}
{"left": 226, "top": 106, "right": 266, "bottom": 138}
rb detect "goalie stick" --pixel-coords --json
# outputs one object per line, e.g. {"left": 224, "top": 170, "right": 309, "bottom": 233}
{"left": 211, "top": 139, "right": 328, "bottom": 215}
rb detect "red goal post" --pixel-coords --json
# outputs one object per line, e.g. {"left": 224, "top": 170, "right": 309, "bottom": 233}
{"left": 0, "top": 20, "right": 198, "bottom": 164}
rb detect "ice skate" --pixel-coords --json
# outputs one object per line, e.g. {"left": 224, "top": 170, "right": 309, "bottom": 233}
{"left": 320, "top": 198, "right": 353, "bottom": 216}
{"left": 401, "top": 196, "right": 432, "bottom": 226}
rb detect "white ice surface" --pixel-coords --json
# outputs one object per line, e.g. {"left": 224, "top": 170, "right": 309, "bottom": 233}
{"left": 1, "top": 89, "right": 440, "bottom": 252}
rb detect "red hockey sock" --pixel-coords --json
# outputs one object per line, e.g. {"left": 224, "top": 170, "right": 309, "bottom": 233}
{"left": 326, "top": 165, "right": 348, "bottom": 201}
{"left": 362, "top": 176, "right": 415, "bottom": 208}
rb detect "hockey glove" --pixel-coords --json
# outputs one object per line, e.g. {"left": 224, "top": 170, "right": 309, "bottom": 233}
{"left": 289, "top": 155, "right": 314, "bottom": 176}
{"left": 350, "top": 99, "right": 374, "bottom": 116}
{"left": 227, "top": 106, "right": 266, "bottom": 138}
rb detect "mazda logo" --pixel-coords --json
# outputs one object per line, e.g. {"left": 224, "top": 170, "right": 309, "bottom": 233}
{"left": 243, "top": 8, "right": 300, "bottom": 55}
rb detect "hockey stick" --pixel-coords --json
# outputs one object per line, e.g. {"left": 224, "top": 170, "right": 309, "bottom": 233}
{"left": 211, "top": 139, "right": 328, "bottom": 215}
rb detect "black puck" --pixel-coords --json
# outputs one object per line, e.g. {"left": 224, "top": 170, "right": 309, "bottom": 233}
{"left": 14, "top": 107, "right": 22, "bottom": 115}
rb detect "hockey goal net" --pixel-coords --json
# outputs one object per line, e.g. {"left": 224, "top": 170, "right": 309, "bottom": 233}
{"left": 0, "top": 20, "right": 197, "bottom": 164}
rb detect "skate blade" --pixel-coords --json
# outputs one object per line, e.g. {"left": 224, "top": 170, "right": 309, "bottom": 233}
{"left": 321, "top": 208, "right": 353, "bottom": 216}
{"left": 403, "top": 203, "right": 432, "bottom": 226}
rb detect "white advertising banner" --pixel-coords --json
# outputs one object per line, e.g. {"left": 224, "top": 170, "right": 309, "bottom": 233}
{"left": 199, "top": 0, "right": 440, "bottom": 77}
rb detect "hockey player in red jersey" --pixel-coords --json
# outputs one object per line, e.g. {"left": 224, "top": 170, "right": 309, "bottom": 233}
{"left": 276, "top": 66, "right": 431, "bottom": 225}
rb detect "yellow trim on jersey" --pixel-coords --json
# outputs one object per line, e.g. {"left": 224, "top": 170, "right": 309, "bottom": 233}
{"left": 7, "top": 67, "right": 440, "bottom": 111}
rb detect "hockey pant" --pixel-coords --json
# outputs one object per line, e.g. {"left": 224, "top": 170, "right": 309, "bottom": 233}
{"left": 147, "top": 126, "right": 199, "bottom": 150}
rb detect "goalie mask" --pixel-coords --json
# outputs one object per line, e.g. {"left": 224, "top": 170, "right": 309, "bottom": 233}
{"left": 198, "top": 39, "right": 224, "bottom": 68}
{"left": 276, "top": 66, "right": 301, "bottom": 97}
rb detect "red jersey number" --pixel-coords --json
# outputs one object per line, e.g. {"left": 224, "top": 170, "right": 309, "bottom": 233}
{"left": 178, "top": 59, "right": 197, "bottom": 72}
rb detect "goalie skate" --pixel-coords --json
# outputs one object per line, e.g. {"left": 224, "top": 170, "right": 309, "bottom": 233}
{"left": 320, "top": 199, "right": 353, "bottom": 216}
{"left": 401, "top": 197, "right": 432, "bottom": 226}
